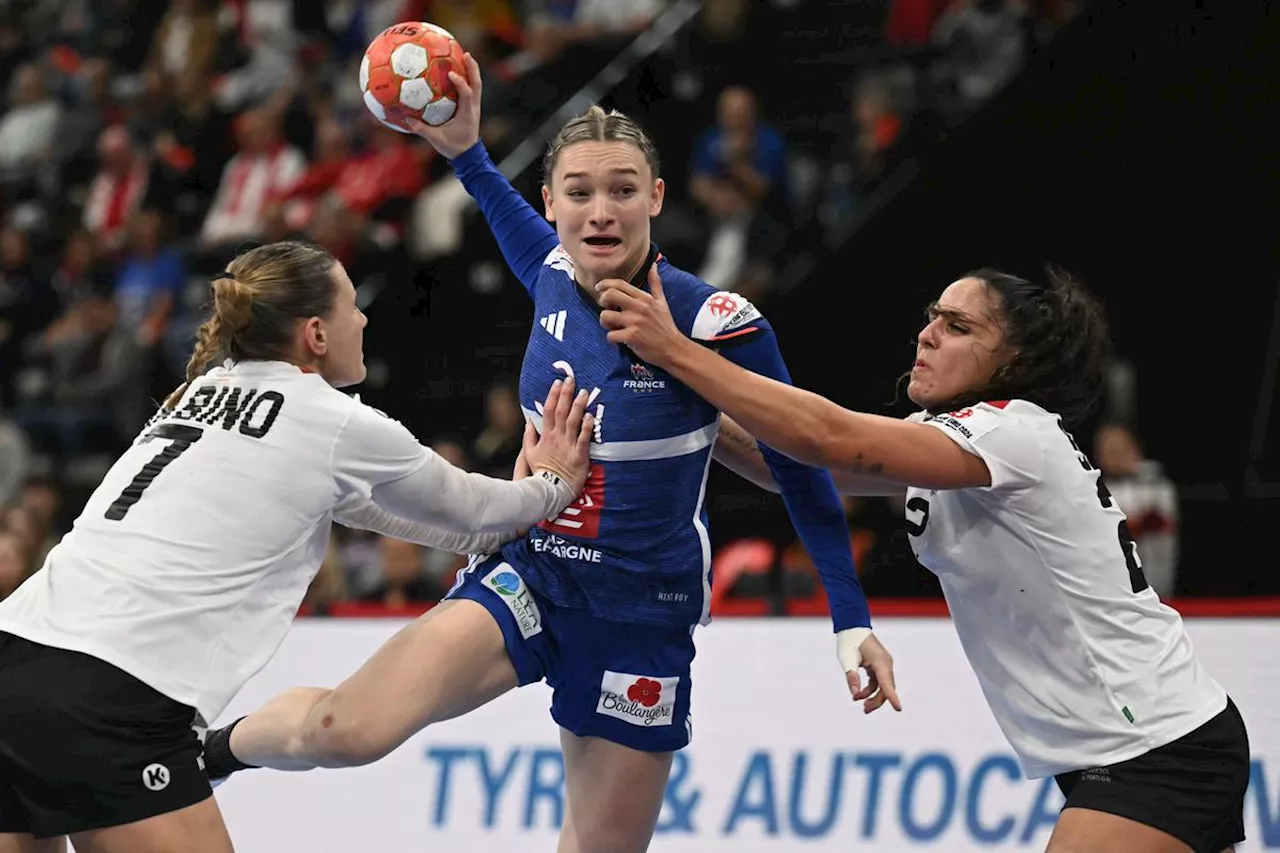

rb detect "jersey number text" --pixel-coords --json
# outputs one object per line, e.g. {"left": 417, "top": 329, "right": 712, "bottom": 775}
{"left": 104, "top": 424, "right": 205, "bottom": 521}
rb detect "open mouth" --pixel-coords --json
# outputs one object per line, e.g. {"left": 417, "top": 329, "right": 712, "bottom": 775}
{"left": 583, "top": 236, "right": 622, "bottom": 248}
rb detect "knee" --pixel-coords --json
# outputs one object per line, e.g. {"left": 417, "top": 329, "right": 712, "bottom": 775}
{"left": 297, "top": 696, "right": 399, "bottom": 768}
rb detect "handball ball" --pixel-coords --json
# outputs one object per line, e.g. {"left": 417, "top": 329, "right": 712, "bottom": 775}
{"left": 360, "top": 22, "right": 465, "bottom": 133}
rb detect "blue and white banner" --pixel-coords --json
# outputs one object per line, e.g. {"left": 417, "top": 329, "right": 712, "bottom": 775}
{"left": 212, "top": 618, "right": 1280, "bottom": 851}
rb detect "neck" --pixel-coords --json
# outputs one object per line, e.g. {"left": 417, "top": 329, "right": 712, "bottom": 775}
{"left": 574, "top": 245, "right": 649, "bottom": 305}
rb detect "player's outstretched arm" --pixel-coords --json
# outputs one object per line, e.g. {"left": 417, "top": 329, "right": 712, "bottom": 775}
{"left": 405, "top": 54, "right": 557, "bottom": 294}
{"left": 714, "top": 415, "right": 904, "bottom": 497}
{"left": 368, "top": 377, "right": 593, "bottom": 533}
{"left": 599, "top": 272, "right": 992, "bottom": 492}
{"left": 335, "top": 497, "right": 518, "bottom": 555}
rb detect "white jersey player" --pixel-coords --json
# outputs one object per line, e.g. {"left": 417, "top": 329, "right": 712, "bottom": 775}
{"left": 606, "top": 265, "right": 1251, "bottom": 853}
{"left": 0, "top": 241, "right": 594, "bottom": 853}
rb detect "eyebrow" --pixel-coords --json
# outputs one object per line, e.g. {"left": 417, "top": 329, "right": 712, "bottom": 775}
{"left": 561, "top": 167, "right": 641, "bottom": 180}
{"left": 927, "top": 302, "right": 981, "bottom": 325}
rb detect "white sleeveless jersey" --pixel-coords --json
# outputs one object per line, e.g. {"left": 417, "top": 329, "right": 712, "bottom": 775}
{"left": 0, "top": 361, "right": 432, "bottom": 722}
{"left": 905, "top": 400, "right": 1226, "bottom": 778}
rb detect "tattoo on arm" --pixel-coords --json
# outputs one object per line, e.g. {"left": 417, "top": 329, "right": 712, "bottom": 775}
{"left": 847, "top": 452, "right": 885, "bottom": 476}
{"left": 720, "top": 419, "right": 764, "bottom": 460}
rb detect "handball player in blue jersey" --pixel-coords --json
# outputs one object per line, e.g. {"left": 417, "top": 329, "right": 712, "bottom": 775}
{"left": 203, "top": 54, "right": 899, "bottom": 853}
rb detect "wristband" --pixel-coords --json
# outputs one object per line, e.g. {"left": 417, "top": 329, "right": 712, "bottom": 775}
{"left": 533, "top": 468, "right": 565, "bottom": 488}
{"left": 836, "top": 627, "right": 873, "bottom": 673}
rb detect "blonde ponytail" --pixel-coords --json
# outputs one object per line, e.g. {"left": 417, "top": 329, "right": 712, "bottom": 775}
{"left": 160, "top": 275, "right": 256, "bottom": 409}
{"left": 159, "top": 242, "right": 339, "bottom": 410}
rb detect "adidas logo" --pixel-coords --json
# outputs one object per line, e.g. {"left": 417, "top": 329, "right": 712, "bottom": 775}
{"left": 539, "top": 310, "right": 566, "bottom": 341}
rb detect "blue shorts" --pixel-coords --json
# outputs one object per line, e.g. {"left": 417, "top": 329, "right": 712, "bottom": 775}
{"left": 445, "top": 554, "right": 695, "bottom": 753}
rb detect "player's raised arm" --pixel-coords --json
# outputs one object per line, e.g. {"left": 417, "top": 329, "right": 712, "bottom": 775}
{"left": 406, "top": 54, "right": 558, "bottom": 295}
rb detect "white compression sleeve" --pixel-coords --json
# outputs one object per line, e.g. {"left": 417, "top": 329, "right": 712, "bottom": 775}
{"left": 334, "top": 497, "right": 519, "bottom": 554}
{"left": 369, "top": 451, "right": 577, "bottom": 535}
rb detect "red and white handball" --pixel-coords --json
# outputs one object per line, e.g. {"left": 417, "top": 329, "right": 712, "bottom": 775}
{"left": 359, "top": 22, "right": 465, "bottom": 133}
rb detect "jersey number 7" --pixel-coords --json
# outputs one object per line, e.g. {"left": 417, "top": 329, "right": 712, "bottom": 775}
{"left": 104, "top": 424, "right": 205, "bottom": 521}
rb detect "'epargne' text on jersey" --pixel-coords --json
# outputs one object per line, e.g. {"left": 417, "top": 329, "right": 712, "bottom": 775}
{"left": 905, "top": 400, "right": 1226, "bottom": 777}
{"left": 0, "top": 361, "right": 429, "bottom": 722}
{"left": 504, "top": 248, "right": 766, "bottom": 624}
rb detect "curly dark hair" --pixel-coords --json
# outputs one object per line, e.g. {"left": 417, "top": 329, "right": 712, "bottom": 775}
{"left": 926, "top": 266, "right": 1113, "bottom": 427}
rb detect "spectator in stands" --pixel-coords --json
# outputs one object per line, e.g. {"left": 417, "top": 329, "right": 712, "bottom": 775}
{"left": 472, "top": 379, "right": 524, "bottom": 478}
{"left": 0, "top": 418, "right": 30, "bottom": 508}
{"left": 524, "top": 0, "right": 666, "bottom": 64}
{"left": 270, "top": 117, "right": 354, "bottom": 234}
{"left": 16, "top": 477, "right": 61, "bottom": 565}
{"left": 423, "top": 435, "right": 473, "bottom": 583}
{"left": 0, "top": 529, "right": 29, "bottom": 601}
{"left": 303, "top": 532, "right": 350, "bottom": 612}
{"left": 818, "top": 67, "right": 914, "bottom": 241}
{"left": 198, "top": 107, "right": 306, "bottom": 262}
{"left": 53, "top": 55, "right": 118, "bottom": 189}
{"left": 82, "top": 125, "right": 165, "bottom": 259}
{"left": 0, "top": 63, "right": 62, "bottom": 197}
{"left": 1095, "top": 422, "right": 1179, "bottom": 599}
{"left": 14, "top": 291, "right": 135, "bottom": 457}
{"left": 15, "top": 231, "right": 114, "bottom": 421}
{"left": 1, "top": 505, "right": 39, "bottom": 566}
{"left": 885, "top": 0, "right": 955, "bottom": 50}
{"left": 114, "top": 209, "right": 186, "bottom": 353}
{"left": 0, "top": 226, "right": 57, "bottom": 409}
{"left": 145, "top": 0, "right": 219, "bottom": 86}
{"left": 931, "top": 0, "right": 1027, "bottom": 122}
{"left": 151, "top": 70, "right": 235, "bottom": 233}
{"left": 0, "top": 22, "right": 32, "bottom": 97}
{"left": 337, "top": 526, "right": 384, "bottom": 601}
{"left": 360, "top": 537, "right": 444, "bottom": 609}
{"left": 214, "top": 0, "right": 304, "bottom": 112}
{"left": 689, "top": 86, "right": 788, "bottom": 292}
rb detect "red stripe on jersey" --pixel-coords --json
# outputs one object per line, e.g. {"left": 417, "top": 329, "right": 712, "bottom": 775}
{"left": 986, "top": 400, "right": 1010, "bottom": 409}
{"left": 706, "top": 327, "right": 761, "bottom": 342}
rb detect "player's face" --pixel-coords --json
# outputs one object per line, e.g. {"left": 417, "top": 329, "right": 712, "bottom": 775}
{"left": 320, "top": 264, "right": 368, "bottom": 388}
{"left": 542, "top": 141, "right": 664, "bottom": 287}
{"left": 908, "top": 277, "right": 1015, "bottom": 410}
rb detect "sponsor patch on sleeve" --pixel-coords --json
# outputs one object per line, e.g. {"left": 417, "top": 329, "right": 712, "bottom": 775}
{"left": 690, "top": 291, "right": 763, "bottom": 343}
{"left": 924, "top": 403, "right": 1005, "bottom": 443}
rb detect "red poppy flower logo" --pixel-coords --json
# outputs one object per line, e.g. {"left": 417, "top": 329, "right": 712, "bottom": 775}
{"left": 627, "top": 678, "right": 662, "bottom": 707}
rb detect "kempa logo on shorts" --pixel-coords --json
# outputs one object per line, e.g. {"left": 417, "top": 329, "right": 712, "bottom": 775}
{"left": 142, "top": 763, "right": 171, "bottom": 792}
{"left": 482, "top": 565, "right": 543, "bottom": 639}
{"left": 596, "top": 671, "right": 678, "bottom": 728}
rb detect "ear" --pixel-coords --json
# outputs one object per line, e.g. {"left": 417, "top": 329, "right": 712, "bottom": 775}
{"left": 649, "top": 177, "right": 665, "bottom": 218}
{"left": 301, "top": 316, "right": 327, "bottom": 358}
{"left": 541, "top": 183, "right": 556, "bottom": 223}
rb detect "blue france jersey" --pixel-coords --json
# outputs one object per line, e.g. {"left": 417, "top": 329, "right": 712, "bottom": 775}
{"left": 502, "top": 247, "right": 766, "bottom": 625}
{"left": 451, "top": 141, "right": 872, "bottom": 632}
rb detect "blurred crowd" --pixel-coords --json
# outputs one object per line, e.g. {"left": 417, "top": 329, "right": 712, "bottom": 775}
{"left": 2, "top": 0, "right": 1124, "bottom": 610}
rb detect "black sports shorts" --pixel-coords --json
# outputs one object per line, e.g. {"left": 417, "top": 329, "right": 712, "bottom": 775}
{"left": 1055, "top": 697, "right": 1250, "bottom": 853}
{"left": 0, "top": 631, "right": 211, "bottom": 838}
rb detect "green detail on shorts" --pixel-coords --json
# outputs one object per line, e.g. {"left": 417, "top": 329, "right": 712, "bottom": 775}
{"left": 1122, "top": 706, "right": 1135, "bottom": 723}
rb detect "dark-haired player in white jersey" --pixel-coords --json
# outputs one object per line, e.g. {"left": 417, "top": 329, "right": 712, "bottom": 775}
{"left": 603, "top": 266, "right": 1250, "bottom": 853}
{"left": 0, "top": 240, "right": 595, "bottom": 853}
